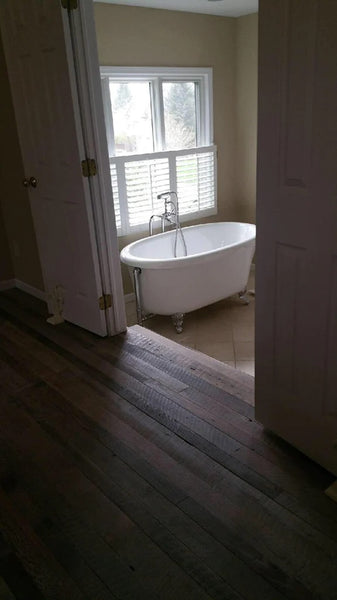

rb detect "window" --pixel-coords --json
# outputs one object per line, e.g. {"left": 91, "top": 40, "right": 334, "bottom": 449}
{"left": 100, "top": 67, "right": 216, "bottom": 236}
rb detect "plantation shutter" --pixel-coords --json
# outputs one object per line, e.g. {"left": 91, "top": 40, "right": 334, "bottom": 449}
{"left": 110, "top": 146, "right": 216, "bottom": 235}
{"left": 176, "top": 149, "right": 216, "bottom": 215}
{"left": 110, "top": 162, "right": 121, "bottom": 230}
{"left": 125, "top": 157, "right": 170, "bottom": 228}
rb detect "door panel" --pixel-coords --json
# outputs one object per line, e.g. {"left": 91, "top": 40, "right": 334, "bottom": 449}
{"left": 0, "top": 0, "right": 107, "bottom": 335}
{"left": 256, "top": 0, "right": 337, "bottom": 474}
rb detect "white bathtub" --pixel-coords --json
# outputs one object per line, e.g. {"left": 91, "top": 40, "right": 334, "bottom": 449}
{"left": 120, "top": 222, "right": 256, "bottom": 324}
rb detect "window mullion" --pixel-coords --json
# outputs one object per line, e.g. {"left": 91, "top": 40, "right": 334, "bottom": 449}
{"left": 195, "top": 81, "right": 202, "bottom": 147}
{"left": 158, "top": 79, "right": 166, "bottom": 150}
{"left": 168, "top": 152, "right": 177, "bottom": 194}
{"left": 151, "top": 78, "right": 165, "bottom": 151}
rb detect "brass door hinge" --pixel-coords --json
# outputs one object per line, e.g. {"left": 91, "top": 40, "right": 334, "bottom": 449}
{"left": 61, "top": 0, "right": 78, "bottom": 9}
{"left": 81, "top": 158, "right": 97, "bottom": 178}
{"left": 99, "top": 294, "right": 112, "bottom": 311}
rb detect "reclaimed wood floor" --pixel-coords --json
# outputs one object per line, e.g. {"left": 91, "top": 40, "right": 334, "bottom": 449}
{"left": 0, "top": 289, "right": 336, "bottom": 600}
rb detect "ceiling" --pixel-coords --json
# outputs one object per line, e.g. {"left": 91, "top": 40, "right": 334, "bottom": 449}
{"left": 94, "top": 0, "right": 259, "bottom": 18}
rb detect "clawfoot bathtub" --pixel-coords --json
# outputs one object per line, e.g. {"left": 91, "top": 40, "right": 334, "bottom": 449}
{"left": 120, "top": 222, "right": 256, "bottom": 332}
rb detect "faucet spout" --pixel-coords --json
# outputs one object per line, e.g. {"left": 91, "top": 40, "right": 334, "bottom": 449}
{"left": 149, "top": 214, "right": 165, "bottom": 236}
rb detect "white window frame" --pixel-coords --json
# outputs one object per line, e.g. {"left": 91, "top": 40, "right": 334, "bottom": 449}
{"left": 100, "top": 66, "right": 216, "bottom": 236}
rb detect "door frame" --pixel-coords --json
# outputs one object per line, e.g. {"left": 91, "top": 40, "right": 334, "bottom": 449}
{"left": 62, "top": 0, "right": 126, "bottom": 335}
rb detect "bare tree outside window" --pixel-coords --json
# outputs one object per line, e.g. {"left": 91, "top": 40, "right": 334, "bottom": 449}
{"left": 163, "top": 82, "right": 197, "bottom": 150}
{"left": 109, "top": 82, "right": 154, "bottom": 155}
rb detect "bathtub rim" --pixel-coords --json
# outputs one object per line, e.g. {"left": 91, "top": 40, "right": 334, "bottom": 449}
{"left": 120, "top": 221, "right": 256, "bottom": 270}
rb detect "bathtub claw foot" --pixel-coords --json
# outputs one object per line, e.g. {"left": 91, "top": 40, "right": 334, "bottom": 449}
{"left": 238, "top": 289, "right": 250, "bottom": 305}
{"left": 172, "top": 313, "right": 184, "bottom": 333}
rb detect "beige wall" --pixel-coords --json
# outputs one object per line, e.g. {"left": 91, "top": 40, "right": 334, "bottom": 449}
{"left": 0, "top": 34, "right": 44, "bottom": 291}
{"left": 235, "top": 13, "right": 258, "bottom": 224}
{"left": 94, "top": 2, "right": 240, "bottom": 292}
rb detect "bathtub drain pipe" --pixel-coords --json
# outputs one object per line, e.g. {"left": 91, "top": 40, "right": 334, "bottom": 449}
{"left": 133, "top": 267, "right": 143, "bottom": 326}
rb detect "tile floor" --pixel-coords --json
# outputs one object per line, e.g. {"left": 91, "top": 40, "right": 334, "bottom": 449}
{"left": 125, "top": 271, "right": 255, "bottom": 377}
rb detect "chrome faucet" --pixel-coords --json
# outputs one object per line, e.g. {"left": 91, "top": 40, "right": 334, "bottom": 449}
{"left": 158, "top": 191, "right": 179, "bottom": 225}
{"left": 149, "top": 213, "right": 166, "bottom": 236}
{"left": 149, "top": 190, "right": 188, "bottom": 258}
{"left": 149, "top": 191, "right": 179, "bottom": 236}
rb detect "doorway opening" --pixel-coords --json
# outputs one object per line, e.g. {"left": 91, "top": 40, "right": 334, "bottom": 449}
{"left": 93, "top": 3, "right": 257, "bottom": 377}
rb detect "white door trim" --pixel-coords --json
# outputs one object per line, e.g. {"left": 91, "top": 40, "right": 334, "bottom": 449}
{"left": 64, "top": 0, "right": 126, "bottom": 335}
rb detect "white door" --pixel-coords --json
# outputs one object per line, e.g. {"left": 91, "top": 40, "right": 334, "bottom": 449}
{"left": 0, "top": 0, "right": 109, "bottom": 335}
{"left": 256, "top": 0, "right": 337, "bottom": 475}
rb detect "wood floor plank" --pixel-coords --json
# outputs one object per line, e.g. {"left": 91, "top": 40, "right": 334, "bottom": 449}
{"left": 110, "top": 333, "right": 254, "bottom": 418}
{"left": 0, "top": 297, "right": 333, "bottom": 503}
{"left": 0, "top": 345, "right": 38, "bottom": 394}
{"left": 0, "top": 486, "right": 86, "bottom": 600}
{"left": 1, "top": 320, "right": 70, "bottom": 374}
{"left": 0, "top": 553, "right": 47, "bottom": 600}
{"left": 0, "top": 290, "right": 337, "bottom": 600}
{"left": 0, "top": 308, "right": 280, "bottom": 502}
{"left": 131, "top": 324, "right": 255, "bottom": 403}
{"left": 69, "top": 357, "right": 337, "bottom": 533}
{"left": 0, "top": 446, "right": 118, "bottom": 600}
{"left": 143, "top": 380, "right": 337, "bottom": 534}
{"left": 41, "top": 369, "right": 280, "bottom": 503}
{"left": 0, "top": 396, "right": 215, "bottom": 600}
{"left": 12, "top": 378, "right": 337, "bottom": 600}
{"left": 8, "top": 382, "right": 315, "bottom": 600}
{"left": 96, "top": 337, "right": 190, "bottom": 393}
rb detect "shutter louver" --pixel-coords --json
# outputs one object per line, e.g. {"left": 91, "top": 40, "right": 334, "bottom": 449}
{"left": 125, "top": 158, "right": 170, "bottom": 228}
{"left": 176, "top": 150, "right": 215, "bottom": 215}
{"left": 109, "top": 162, "right": 121, "bottom": 230}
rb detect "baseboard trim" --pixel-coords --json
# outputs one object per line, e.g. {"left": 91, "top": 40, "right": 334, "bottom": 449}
{"left": 0, "top": 279, "right": 16, "bottom": 291}
{"left": 15, "top": 279, "right": 47, "bottom": 302}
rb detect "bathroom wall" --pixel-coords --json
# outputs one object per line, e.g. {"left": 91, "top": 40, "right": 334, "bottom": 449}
{"left": 0, "top": 33, "right": 44, "bottom": 291}
{"left": 235, "top": 13, "right": 258, "bottom": 224}
{"left": 94, "top": 2, "right": 239, "bottom": 292}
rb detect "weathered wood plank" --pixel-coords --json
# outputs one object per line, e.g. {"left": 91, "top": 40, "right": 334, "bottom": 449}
{"left": 8, "top": 383, "right": 308, "bottom": 600}
{"left": 0, "top": 396, "right": 214, "bottom": 600}
{"left": 0, "top": 290, "right": 337, "bottom": 600}
{"left": 96, "top": 337, "right": 189, "bottom": 393}
{"left": 0, "top": 487, "right": 86, "bottom": 600}
{"left": 1, "top": 320, "right": 70, "bottom": 374}
{"left": 13, "top": 379, "right": 337, "bottom": 600}
{"left": 131, "top": 324, "right": 255, "bottom": 402}
{"left": 110, "top": 332, "right": 254, "bottom": 418}
{"left": 0, "top": 553, "right": 47, "bottom": 600}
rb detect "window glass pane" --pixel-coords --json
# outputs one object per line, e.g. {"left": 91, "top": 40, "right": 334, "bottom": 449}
{"left": 109, "top": 81, "right": 154, "bottom": 155}
{"left": 163, "top": 81, "right": 197, "bottom": 150}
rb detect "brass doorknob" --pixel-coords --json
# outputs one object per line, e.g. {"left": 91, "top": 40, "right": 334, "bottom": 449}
{"left": 29, "top": 176, "right": 38, "bottom": 188}
{"left": 23, "top": 178, "right": 29, "bottom": 187}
